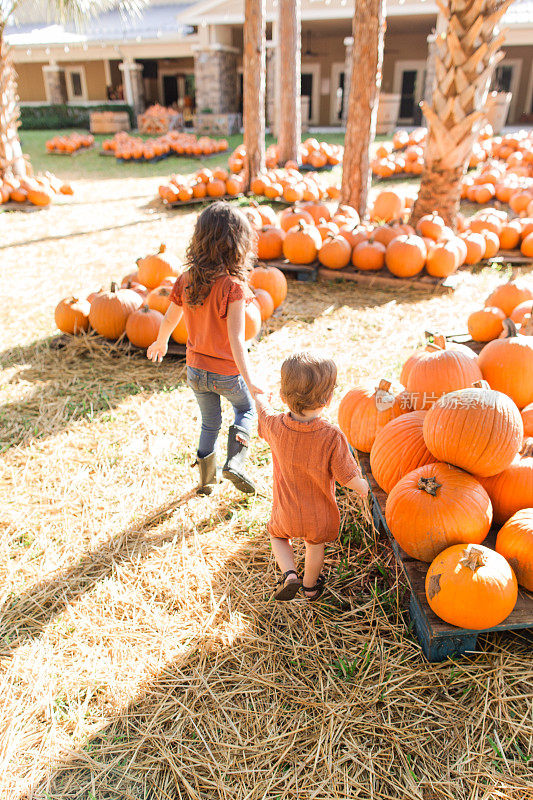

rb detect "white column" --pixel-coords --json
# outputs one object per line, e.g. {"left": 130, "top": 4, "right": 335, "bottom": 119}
{"left": 119, "top": 60, "right": 145, "bottom": 116}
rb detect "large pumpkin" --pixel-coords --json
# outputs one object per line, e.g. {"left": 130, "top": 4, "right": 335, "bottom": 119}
{"left": 89, "top": 282, "right": 142, "bottom": 340}
{"left": 54, "top": 296, "right": 90, "bottom": 334}
{"left": 352, "top": 240, "right": 386, "bottom": 272}
{"left": 282, "top": 221, "right": 322, "bottom": 265}
{"left": 425, "top": 544, "right": 517, "bottom": 629}
{"left": 423, "top": 386, "right": 523, "bottom": 477}
{"left": 485, "top": 280, "right": 533, "bottom": 317}
{"left": 399, "top": 334, "right": 477, "bottom": 387}
{"left": 371, "top": 190, "right": 403, "bottom": 222}
{"left": 406, "top": 338, "right": 482, "bottom": 410}
{"left": 522, "top": 402, "right": 533, "bottom": 437}
{"left": 256, "top": 226, "right": 285, "bottom": 260}
{"left": 496, "top": 508, "right": 533, "bottom": 591}
{"left": 126, "top": 305, "right": 164, "bottom": 348}
{"left": 370, "top": 410, "right": 436, "bottom": 493}
{"left": 478, "top": 320, "right": 533, "bottom": 409}
{"left": 249, "top": 265, "right": 287, "bottom": 308}
{"left": 479, "top": 440, "right": 533, "bottom": 524}
{"left": 385, "top": 235, "right": 427, "bottom": 278}
{"left": 318, "top": 234, "right": 351, "bottom": 270}
{"left": 385, "top": 463, "right": 492, "bottom": 562}
{"left": 338, "top": 379, "right": 406, "bottom": 453}
{"left": 137, "top": 243, "right": 181, "bottom": 289}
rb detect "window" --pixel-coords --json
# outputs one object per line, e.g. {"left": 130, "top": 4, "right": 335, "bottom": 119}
{"left": 65, "top": 67, "right": 88, "bottom": 102}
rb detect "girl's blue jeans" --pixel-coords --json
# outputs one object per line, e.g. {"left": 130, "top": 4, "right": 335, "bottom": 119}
{"left": 187, "top": 366, "right": 255, "bottom": 458}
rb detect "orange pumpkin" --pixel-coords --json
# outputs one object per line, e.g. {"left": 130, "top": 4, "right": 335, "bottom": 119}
{"left": 249, "top": 265, "right": 287, "bottom": 309}
{"left": 496, "top": 508, "right": 533, "bottom": 590}
{"left": 256, "top": 226, "right": 285, "bottom": 260}
{"left": 371, "top": 190, "right": 403, "bottom": 222}
{"left": 467, "top": 306, "right": 505, "bottom": 342}
{"left": 89, "top": 282, "right": 143, "bottom": 340}
{"left": 206, "top": 178, "right": 226, "bottom": 197}
{"left": 253, "top": 288, "right": 275, "bottom": 321}
{"left": 385, "top": 463, "right": 493, "bottom": 562}
{"left": 282, "top": 221, "right": 322, "bottom": 265}
{"left": 478, "top": 320, "right": 533, "bottom": 409}
{"left": 461, "top": 232, "right": 486, "bottom": 264}
{"left": 416, "top": 213, "right": 445, "bottom": 241}
{"left": 485, "top": 280, "right": 533, "bottom": 317}
{"left": 385, "top": 235, "right": 427, "bottom": 278}
{"left": 54, "top": 296, "right": 91, "bottom": 334}
{"left": 425, "top": 544, "right": 517, "bottom": 629}
{"left": 369, "top": 410, "right": 436, "bottom": 493}
{"left": 510, "top": 299, "right": 533, "bottom": 324}
{"left": 425, "top": 241, "right": 459, "bottom": 278}
{"left": 521, "top": 402, "right": 533, "bottom": 437}
{"left": 406, "top": 340, "right": 482, "bottom": 410}
{"left": 126, "top": 305, "right": 164, "bottom": 348}
{"left": 422, "top": 386, "right": 523, "bottom": 477}
{"left": 318, "top": 234, "right": 352, "bottom": 270}
{"left": 279, "top": 206, "right": 314, "bottom": 233}
{"left": 352, "top": 239, "right": 386, "bottom": 272}
{"left": 244, "top": 300, "right": 262, "bottom": 340}
{"left": 171, "top": 315, "right": 188, "bottom": 344}
{"left": 301, "top": 201, "right": 332, "bottom": 225}
{"left": 521, "top": 233, "right": 533, "bottom": 258}
{"left": 338, "top": 379, "right": 405, "bottom": 452}
{"left": 137, "top": 243, "right": 181, "bottom": 290}
{"left": 147, "top": 285, "right": 172, "bottom": 315}
{"left": 479, "top": 440, "right": 533, "bottom": 524}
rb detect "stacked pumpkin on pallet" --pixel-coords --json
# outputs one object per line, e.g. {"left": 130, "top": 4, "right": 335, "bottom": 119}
{"left": 0, "top": 171, "right": 73, "bottom": 206}
{"left": 250, "top": 168, "right": 339, "bottom": 204}
{"left": 339, "top": 327, "right": 533, "bottom": 630}
{"left": 229, "top": 138, "right": 343, "bottom": 173}
{"left": 46, "top": 132, "right": 94, "bottom": 153}
{"left": 158, "top": 167, "right": 244, "bottom": 204}
{"left": 54, "top": 243, "right": 287, "bottom": 347}
{"left": 102, "top": 131, "right": 228, "bottom": 161}
{"left": 467, "top": 278, "right": 533, "bottom": 343}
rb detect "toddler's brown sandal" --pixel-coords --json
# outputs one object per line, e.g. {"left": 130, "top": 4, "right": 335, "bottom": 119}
{"left": 302, "top": 574, "right": 326, "bottom": 602}
{"left": 274, "top": 570, "right": 302, "bottom": 601}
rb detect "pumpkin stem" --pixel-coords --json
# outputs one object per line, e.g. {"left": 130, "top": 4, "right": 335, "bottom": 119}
{"left": 472, "top": 379, "right": 491, "bottom": 390}
{"left": 520, "top": 438, "right": 533, "bottom": 458}
{"left": 459, "top": 545, "right": 487, "bottom": 572}
{"left": 377, "top": 379, "right": 392, "bottom": 393}
{"left": 141, "top": 305, "right": 150, "bottom": 313}
{"left": 424, "top": 331, "right": 446, "bottom": 350}
{"left": 522, "top": 314, "right": 533, "bottom": 335}
{"left": 417, "top": 476, "right": 442, "bottom": 496}
{"left": 110, "top": 281, "right": 117, "bottom": 293}
{"left": 159, "top": 243, "right": 166, "bottom": 254}
{"left": 501, "top": 318, "right": 518, "bottom": 339}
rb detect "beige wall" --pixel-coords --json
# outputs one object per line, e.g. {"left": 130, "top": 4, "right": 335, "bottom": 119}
{"left": 16, "top": 61, "right": 46, "bottom": 101}
{"left": 65, "top": 61, "right": 107, "bottom": 101}
{"left": 499, "top": 45, "right": 533, "bottom": 123}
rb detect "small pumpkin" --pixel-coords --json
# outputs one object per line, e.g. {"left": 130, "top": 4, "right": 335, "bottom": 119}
{"left": 371, "top": 190, "right": 403, "bottom": 222}
{"left": 352, "top": 239, "right": 386, "bottom": 272}
{"left": 416, "top": 213, "right": 445, "bottom": 241}
{"left": 282, "top": 221, "right": 322, "bottom": 265}
{"left": 88, "top": 282, "right": 143, "bottom": 340}
{"left": 147, "top": 285, "right": 172, "bottom": 315}
{"left": 126, "top": 305, "right": 164, "bottom": 348}
{"left": 338, "top": 379, "right": 406, "bottom": 453}
{"left": 385, "top": 235, "right": 427, "bottom": 278}
{"left": 478, "top": 319, "right": 533, "bottom": 409}
{"left": 479, "top": 440, "right": 533, "bottom": 525}
{"left": 249, "top": 265, "right": 287, "bottom": 309}
{"left": 137, "top": 243, "right": 181, "bottom": 290}
{"left": 244, "top": 300, "right": 262, "bottom": 341}
{"left": 425, "top": 544, "right": 517, "bottom": 629}
{"left": 496, "top": 508, "right": 533, "bottom": 590}
{"left": 253, "top": 288, "right": 275, "bottom": 321}
{"left": 510, "top": 300, "right": 533, "bottom": 324}
{"left": 467, "top": 306, "right": 505, "bottom": 342}
{"left": 385, "top": 463, "right": 493, "bottom": 562}
{"left": 370, "top": 410, "right": 435, "bottom": 493}
{"left": 422, "top": 385, "right": 523, "bottom": 477}
{"left": 484, "top": 279, "right": 533, "bottom": 317}
{"left": 279, "top": 206, "right": 314, "bottom": 233}
{"left": 425, "top": 241, "right": 459, "bottom": 278}
{"left": 318, "top": 234, "right": 352, "bottom": 270}
{"left": 54, "top": 296, "right": 90, "bottom": 334}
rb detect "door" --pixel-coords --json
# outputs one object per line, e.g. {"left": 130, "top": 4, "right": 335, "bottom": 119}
{"left": 393, "top": 61, "right": 426, "bottom": 124}
{"left": 163, "top": 75, "right": 178, "bottom": 106}
{"left": 301, "top": 73, "right": 313, "bottom": 121}
{"left": 330, "top": 63, "right": 345, "bottom": 124}
{"left": 491, "top": 60, "right": 522, "bottom": 123}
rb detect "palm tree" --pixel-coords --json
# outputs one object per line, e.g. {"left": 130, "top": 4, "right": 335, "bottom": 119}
{"left": 0, "top": 0, "right": 144, "bottom": 180}
{"left": 277, "top": 0, "right": 301, "bottom": 165}
{"left": 410, "top": 0, "right": 514, "bottom": 228}
{"left": 242, "top": 0, "right": 266, "bottom": 191}
{"left": 340, "top": 0, "right": 385, "bottom": 218}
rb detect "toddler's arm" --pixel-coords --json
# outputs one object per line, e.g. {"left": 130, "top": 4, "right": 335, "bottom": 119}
{"left": 344, "top": 472, "right": 369, "bottom": 499}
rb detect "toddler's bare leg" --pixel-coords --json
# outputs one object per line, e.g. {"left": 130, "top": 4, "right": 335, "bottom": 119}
{"left": 303, "top": 543, "right": 325, "bottom": 594}
{"left": 270, "top": 535, "right": 299, "bottom": 587}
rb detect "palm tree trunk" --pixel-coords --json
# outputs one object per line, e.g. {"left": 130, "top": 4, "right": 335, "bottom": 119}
{"left": 243, "top": 0, "right": 266, "bottom": 191}
{"left": 410, "top": 0, "right": 513, "bottom": 229}
{"left": 277, "top": 0, "right": 301, "bottom": 165}
{"left": 0, "top": 24, "right": 26, "bottom": 180}
{"left": 340, "top": 0, "right": 385, "bottom": 218}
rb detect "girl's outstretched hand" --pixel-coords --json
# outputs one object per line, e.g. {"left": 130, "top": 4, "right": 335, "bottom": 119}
{"left": 147, "top": 340, "right": 167, "bottom": 363}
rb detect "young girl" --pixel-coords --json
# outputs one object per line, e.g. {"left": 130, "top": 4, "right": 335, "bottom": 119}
{"left": 255, "top": 351, "right": 369, "bottom": 601}
{"left": 147, "top": 202, "right": 263, "bottom": 495}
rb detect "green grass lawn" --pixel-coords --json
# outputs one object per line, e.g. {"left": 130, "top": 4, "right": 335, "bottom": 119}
{"left": 20, "top": 129, "right": 349, "bottom": 181}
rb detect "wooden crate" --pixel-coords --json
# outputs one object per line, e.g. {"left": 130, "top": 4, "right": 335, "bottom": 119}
{"left": 357, "top": 449, "right": 533, "bottom": 661}
{"left": 50, "top": 333, "right": 186, "bottom": 359}
{"left": 318, "top": 266, "right": 459, "bottom": 293}
{"left": 90, "top": 111, "right": 131, "bottom": 134}
{"left": 257, "top": 257, "right": 318, "bottom": 283}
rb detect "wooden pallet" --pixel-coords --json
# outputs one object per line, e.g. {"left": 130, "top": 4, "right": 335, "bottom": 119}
{"left": 0, "top": 201, "right": 47, "bottom": 213}
{"left": 445, "top": 332, "right": 484, "bottom": 354}
{"left": 48, "top": 145, "right": 94, "bottom": 157}
{"left": 257, "top": 257, "right": 318, "bottom": 282}
{"left": 50, "top": 333, "right": 186, "bottom": 359}
{"left": 318, "top": 266, "right": 459, "bottom": 293}
{"left": 357, "top": 449, "right": 533, "bottom": 662}
{"left": 486, "top": 250, "right": 532, "bottom": 266}
{"left": 165, "top": 193, "right": 244, "bottom": 209}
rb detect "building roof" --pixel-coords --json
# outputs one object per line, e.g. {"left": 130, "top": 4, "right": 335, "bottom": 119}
{"left": 5, "top": 2, "right": 195, "bottom": 47}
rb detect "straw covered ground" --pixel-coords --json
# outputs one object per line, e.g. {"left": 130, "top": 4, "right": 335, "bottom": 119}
{"left": 1, "top": 171, "right": 532, "bottom": 800}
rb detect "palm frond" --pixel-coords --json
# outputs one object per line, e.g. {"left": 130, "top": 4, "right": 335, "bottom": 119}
{"left": 7, "top": 0, "right": 146, "bottom": 29}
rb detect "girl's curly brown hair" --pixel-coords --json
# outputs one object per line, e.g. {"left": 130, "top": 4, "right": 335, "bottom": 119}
{"left": 183, "top": 201, "right": 255, "bottom": 306}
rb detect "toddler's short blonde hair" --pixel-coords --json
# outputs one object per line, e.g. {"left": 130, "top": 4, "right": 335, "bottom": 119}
{"left": 281, "top": 351, "right": 337, "bottom": 415}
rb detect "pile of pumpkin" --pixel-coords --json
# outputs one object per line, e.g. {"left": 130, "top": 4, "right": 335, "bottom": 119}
{"left": 165, "top": 132, "right": 228, "bottom": 156}
{"left": 248, "top": 189, "right": 509, "bottom": 277}
{"left": 249, "top": 168, "right": 339, "bottom": 203}
{"left": 467, "top": 277, "right": 533, "bottom": 343}
{"left": 371, "top": 128, "right": 428, "bottom": 179}
{"left": 158, "top": 167, "right": 244, "bottom": 204}
{"left": 46, "top": 132, "right": 94, "bottom": 154}
{"left": 462, "top": 163, "right": 533, "bottom": 209}
{"left": 228, "top": 138, "right": 343, "bottom": 173}
{"left": 339, "top": 318, "right": 533, "bottom": 630}
{"left": 54, "top": 243, "right": 288, "bottom": 347}
{"left": 0, "top": 171, "right": 73, "bottom": 206}
{"left": 102, "top": 132, "right": 171, "bottom": 161}
{"left": 137, "top": 104, "right": 174, "bottom": 135}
